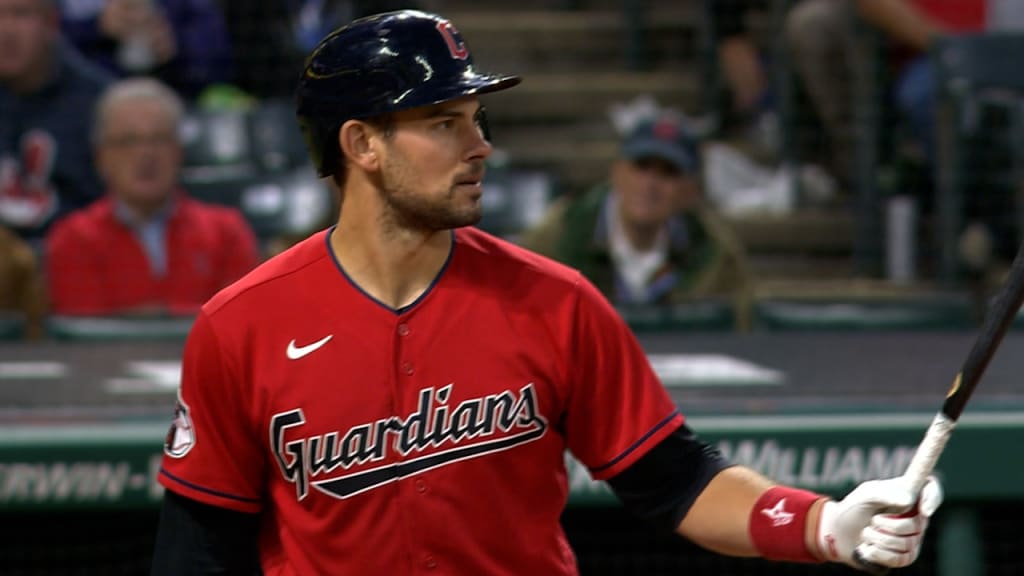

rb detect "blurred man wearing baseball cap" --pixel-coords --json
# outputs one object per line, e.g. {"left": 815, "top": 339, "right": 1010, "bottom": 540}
{"left": 521, "top": 108, "right": 754, "bottom": 330}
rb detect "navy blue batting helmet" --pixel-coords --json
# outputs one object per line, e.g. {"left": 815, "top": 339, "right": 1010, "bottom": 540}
{"left": 295, "top": 10, "right": 521, "bottom": 177}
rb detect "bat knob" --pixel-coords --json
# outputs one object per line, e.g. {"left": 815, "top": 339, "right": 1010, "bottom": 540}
{"left": 853, "top": 548, "right": 891, "bottom": 575}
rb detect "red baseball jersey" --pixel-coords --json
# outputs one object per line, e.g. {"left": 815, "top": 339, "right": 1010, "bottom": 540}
{"left": 158, "top": 226, "right": 685, "bottom": 575}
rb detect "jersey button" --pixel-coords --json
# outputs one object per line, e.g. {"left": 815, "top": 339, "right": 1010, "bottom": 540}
{"left": 424, "top": 555, "right": 437, "bottom": 570}
{"left": 401, "top": 361, "right": 414, "bottom": 375}
{"left": 415, "top": 479, "right": 428, "bottom": 494}
{"left": 397, "top": 323, "right": 410, "bottom": 337}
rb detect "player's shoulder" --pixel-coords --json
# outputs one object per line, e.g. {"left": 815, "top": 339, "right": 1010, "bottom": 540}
{"left": 202, "top": 229, "right": 332, "bottom": 316}
{"left": 454, "top": 226, "right": 584, "bottom": 288}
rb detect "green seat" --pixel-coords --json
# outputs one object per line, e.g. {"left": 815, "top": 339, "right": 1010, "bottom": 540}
{"left": 478, "top": 169, "right": 555, "bottom": 240}
{"left": 180, "top": 107, "right": 259, "bottom": 184}
{"left": 238, "top": 166, "right": 333, "bottom": 242}
{"left": 46, "top": 315, "right": 194, "bottom": 341}
{"left": 248, "top": 99, "right": 309, "bottom": 174}
{"left": 184, "top": 174, "right": 260, "bottom": 208}
{"left": 618, "top": 301, "right": 736, "bottom": 333}
{"left": 0, "top": 312, "right": 25, "bottom": 340}
{"left": 753, "top": 296, "right": 974, "bottom": 332}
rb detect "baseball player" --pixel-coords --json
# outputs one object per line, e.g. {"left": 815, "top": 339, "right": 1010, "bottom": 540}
{"left": 150, "top": 10, "right": 942, "bottom": 575}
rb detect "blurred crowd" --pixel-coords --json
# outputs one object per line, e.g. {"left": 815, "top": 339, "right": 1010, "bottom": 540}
{"left": 3, "top": 0, "right": 1024, "bottom": 339}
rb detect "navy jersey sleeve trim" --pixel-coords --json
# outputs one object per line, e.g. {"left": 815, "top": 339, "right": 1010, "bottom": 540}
{"left": 606, "top": 424, "right": 733, "bottom": 532}
{"left": 590, "top": 411, "right": 681, "bottom": 474}
{"left": 159, "top": 468, "right": 262, "bottom": 504}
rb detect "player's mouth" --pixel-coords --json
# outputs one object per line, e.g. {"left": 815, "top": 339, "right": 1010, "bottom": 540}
{"left": 453, "top": 174, "right": 484, "bottom": 193}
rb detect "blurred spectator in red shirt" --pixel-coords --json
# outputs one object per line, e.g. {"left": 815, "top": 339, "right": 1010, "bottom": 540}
{"left": 45, "top": 77, "right": 260, "bottom": 317}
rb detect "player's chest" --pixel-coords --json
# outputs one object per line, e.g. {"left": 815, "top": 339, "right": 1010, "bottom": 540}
{"left": 250, "top": 307, "right": 565, "bottom": 443}
{"left": 250, "top": 307, "right": 564, "bottom": 500}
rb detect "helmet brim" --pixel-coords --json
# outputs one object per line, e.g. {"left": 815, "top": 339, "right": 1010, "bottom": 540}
{"left": 390, "top": 73, "right": 522, "bottom": 111}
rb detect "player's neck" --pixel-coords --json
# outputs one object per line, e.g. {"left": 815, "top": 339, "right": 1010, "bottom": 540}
{"left": 330, "top": 208, "right": 452, "bottom": 310}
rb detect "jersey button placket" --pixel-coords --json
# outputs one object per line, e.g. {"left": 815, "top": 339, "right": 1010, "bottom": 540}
{"left": 423, "top": 554, "right": 437, "bottom": 570}
{"left": 398, "top": 323, "right": 413, "bottom": 375}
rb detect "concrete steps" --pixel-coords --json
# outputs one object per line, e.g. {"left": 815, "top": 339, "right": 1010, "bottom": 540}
{"left": 434, "top": 2, "right": 861, "bottom": 279}
{"left": 445, "top": 8, "right": 699, "bottom": 72}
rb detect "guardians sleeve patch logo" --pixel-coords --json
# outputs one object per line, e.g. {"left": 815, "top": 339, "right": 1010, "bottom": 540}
{"left": 164, "top": 392, "right": 196, "bottom": 458}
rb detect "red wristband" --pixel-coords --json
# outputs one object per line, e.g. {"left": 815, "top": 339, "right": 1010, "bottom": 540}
{"left": 748, "top": 486, "right": 823, "bottom": 563}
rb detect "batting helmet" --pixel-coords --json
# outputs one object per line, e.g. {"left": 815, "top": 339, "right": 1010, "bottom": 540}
{"left": 295, "top": 10, "right": 522, "bottom": 177}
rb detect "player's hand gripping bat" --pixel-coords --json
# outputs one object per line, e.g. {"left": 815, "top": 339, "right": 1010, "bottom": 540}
{"left": 853, "top": 239, "right": 1024, "bottom": 574}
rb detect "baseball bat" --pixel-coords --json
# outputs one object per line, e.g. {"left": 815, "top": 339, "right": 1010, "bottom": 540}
{"left": 854, "top": 238, "right": 1024, "bottom": 574}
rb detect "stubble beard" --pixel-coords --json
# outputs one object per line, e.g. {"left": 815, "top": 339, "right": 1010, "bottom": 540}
{"left": 378, "top": 157, "right": 483, "bottom": 233}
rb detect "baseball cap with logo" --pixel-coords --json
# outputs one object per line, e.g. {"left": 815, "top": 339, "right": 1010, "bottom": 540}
{"left": 621, "top": 115, "right": 699, "bottom": 174}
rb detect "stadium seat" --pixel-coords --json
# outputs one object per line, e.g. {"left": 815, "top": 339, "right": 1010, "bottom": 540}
{"left": 752, "top": 295, "right": 975, "bottom": 331}
{"left": 238, "top": 165, "right": 333, "bottom": 243}
{"left": 617, "top": 301, "right": 736, "bottom": 333}
{"left": 46, "top": 316, "right": 195, "bottom": 341}
{"left": 932, "top": 32, "right": 1024, "bottom": 285}
{"left": 179, "top": 107, "right": 258, "bottom": 183}
{"left": 478, "top": 168, "right": 555, "bottom": 241}
{"left": 248, "top": 98, "right": 309, "bottom": 174}
{"left": 184, "top": 174, "right": 263, "bottom": 210}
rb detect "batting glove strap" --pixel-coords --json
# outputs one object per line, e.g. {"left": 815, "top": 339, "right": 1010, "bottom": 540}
{"left": 748, "top": 486, "right": 825, "bottom": 563}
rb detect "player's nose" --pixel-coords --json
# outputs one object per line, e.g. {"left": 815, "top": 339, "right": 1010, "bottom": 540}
{"left": 463, "top": 125, "right": 493, "bottom": 162}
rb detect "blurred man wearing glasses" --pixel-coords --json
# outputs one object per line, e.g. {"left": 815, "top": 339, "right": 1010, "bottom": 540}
{"left": 44, "top": 77, "right": 259, "bottom": 317}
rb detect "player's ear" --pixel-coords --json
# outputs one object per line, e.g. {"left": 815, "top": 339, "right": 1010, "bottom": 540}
{"left": 339, "top": 120, "right": 380, "bottom": 172}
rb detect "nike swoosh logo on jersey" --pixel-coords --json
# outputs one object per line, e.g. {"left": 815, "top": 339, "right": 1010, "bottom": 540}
{"left": 286, "top": 334, "right": 334, "bottom": 360}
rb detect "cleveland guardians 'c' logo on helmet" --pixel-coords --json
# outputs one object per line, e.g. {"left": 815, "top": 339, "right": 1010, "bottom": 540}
{"left": 294, "top": 10, "right": 521, "bottom": 177}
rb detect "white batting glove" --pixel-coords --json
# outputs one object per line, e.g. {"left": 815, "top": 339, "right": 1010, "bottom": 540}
{"left": 816, "top": 475, "right": 943, "bottom": 571}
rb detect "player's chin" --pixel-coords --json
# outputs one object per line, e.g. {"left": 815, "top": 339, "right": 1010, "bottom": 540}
{"left": 450, "top": 207, "right": 482, "bottom": 229}
{"left": 449, "top": 188, "right": 484, "bottom": 221}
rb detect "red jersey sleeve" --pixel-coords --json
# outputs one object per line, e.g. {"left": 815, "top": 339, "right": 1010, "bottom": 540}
{"left": 158, "top": 310, "right": 265, "bottom": 513}
{"left": 561, "top": 275, "right": 684, "bottom": 481}
{"left": 44, "top": 219, "right": 108, "bottom": 315}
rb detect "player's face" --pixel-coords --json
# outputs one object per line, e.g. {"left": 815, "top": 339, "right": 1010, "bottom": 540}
{"left": 97, "top": 97, "right": 183, "bottom": 211}
{"left": 0, "top": 0, "right": 54, "bottom": 83}
{"left": 611, "top": 156, "right": 698, "bottom": 228}
{"left": 373, "top": 96, "right": 492, "bottom": 232}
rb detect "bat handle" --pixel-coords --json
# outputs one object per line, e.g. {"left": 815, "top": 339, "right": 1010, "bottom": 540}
{"left": 903, "top": 413, "right": 956, "bottom": 495}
